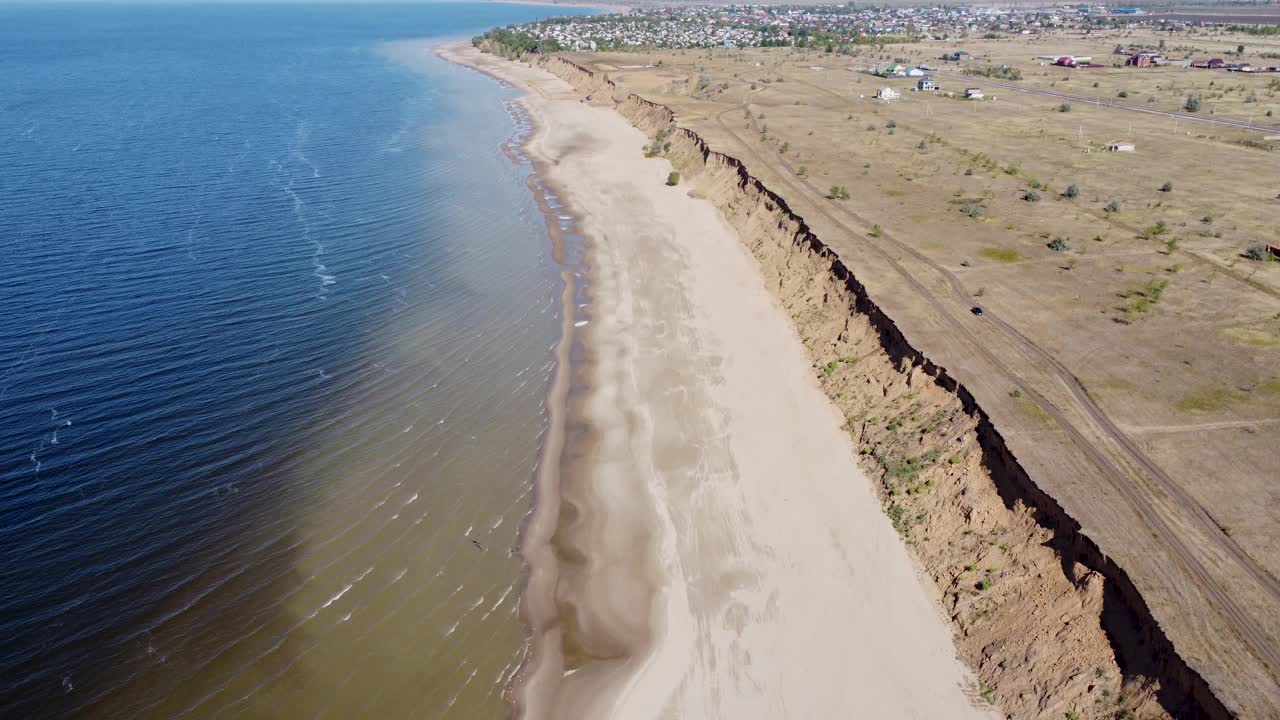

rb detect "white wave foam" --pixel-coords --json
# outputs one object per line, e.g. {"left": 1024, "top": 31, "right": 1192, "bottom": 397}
{"left": 318, "top": 566, "right": 375, "bottom": 613}
{"left": 320, "top": 584, "right": 353, "bottom": 611}
{"left": 490, "top": 584, "right": 514, "bottom": 613}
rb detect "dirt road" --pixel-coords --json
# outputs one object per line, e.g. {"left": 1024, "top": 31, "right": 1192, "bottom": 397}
{"left": 706, "top": 101, "right": 1280, "bottom": 691}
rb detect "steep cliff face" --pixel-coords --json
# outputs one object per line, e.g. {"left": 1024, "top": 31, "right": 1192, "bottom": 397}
{"left": 536, "top": 55, "right": 620, "bottom": 100}
{"left": 528, "top": 54, "right": 1228, "bottom": 720}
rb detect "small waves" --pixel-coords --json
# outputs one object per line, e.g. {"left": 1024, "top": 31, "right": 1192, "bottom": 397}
{"left": 0, "top": 7, "right": 588, "bottom": 717}
{"left": 312, "top": 566, "right": 375, "bottom": 617}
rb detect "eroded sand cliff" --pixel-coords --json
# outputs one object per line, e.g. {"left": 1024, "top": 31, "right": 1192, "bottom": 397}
{"left": 525, "top": 52, "right": 1230, "bottom": 720}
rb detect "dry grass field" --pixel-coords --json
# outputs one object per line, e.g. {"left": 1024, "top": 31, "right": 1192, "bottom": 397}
{"left": 561, "top": 26, "right": 1280, "bottom": 717}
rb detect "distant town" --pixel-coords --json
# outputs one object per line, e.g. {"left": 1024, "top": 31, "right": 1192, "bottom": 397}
{"left": 491, "top": 4, "right": 1235, "bottom": 53}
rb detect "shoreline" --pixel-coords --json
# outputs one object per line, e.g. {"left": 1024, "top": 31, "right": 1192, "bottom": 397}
{"left": 437, "top": 43, "right": 590, "bottom": 717}
{"left": 441, "top": 41, "right": 999, "bottom": 720}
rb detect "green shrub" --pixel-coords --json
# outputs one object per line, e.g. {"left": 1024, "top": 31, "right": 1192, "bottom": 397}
{"left": 1023, "top": 190, "right": 1041, "bottom": 202}
{"left": 887, "top": 504, "right": 907, "bottom": 534}
{"left": 1063, "top": 184, "right": 1080, "bottom": 199}
{"left": 1184, "top": 95, "right": 1202, "bottom": 112}
{"left": 666, "top": 171, "right": 680, "bottom": 186}
{"left": 1048, "top": 236, "right": 1071, "bottom": 252}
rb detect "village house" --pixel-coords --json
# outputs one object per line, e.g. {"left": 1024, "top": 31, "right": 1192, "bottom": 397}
{"left": 1105, "top": 142, "right": 1136, "bottom": 152}
{"left": 918, "top": 77, "right": 939, "bottom": 91}
{"left": 1126, "top": 52, "right": 1162, "bottom": 67}
{"left": 964, "top": 87, "right": 985, "bottom": 99}
{"left": 1054, "top": 55, "right": 1093, "bottom": 67}
{"left": 876, "top": 87, "right": 901, "bottom": 101}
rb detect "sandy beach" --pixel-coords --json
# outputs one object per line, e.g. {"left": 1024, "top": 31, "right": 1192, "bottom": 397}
{"left": 439, "top": 43, "right": 997, "bottom": 720}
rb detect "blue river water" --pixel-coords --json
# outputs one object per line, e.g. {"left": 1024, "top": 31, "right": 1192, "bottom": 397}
{"left": 0, "top": 3, "right": 589, "bottom": 717}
